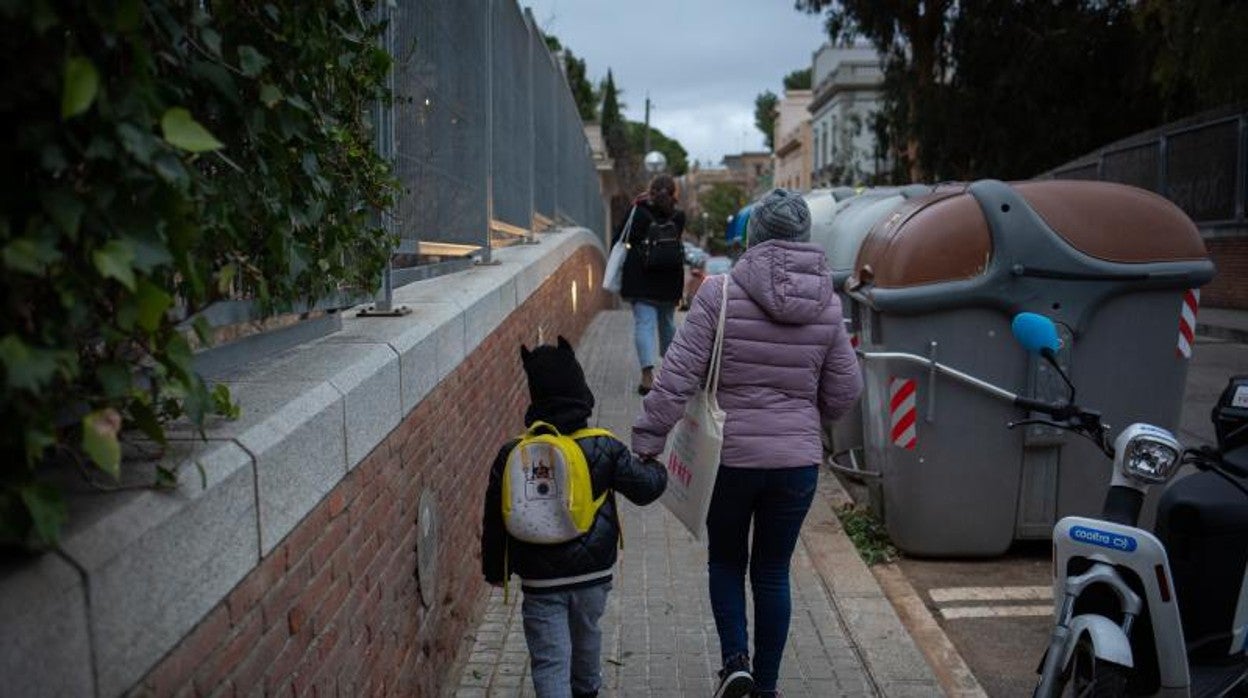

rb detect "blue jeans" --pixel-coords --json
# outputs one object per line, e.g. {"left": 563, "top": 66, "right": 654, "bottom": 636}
{"left": 631, "top": 301, "right": 676, "bottom": 370}
{"left": 706, "top": 465, "right": 819, "bottom": 692}
{"left": 521, "top": 583, "right": 611, "bottom": 698}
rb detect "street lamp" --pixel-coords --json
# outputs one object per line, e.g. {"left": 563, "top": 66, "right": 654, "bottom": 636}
{"left": 644, "top": 150, "right": 667, "bottom": 174}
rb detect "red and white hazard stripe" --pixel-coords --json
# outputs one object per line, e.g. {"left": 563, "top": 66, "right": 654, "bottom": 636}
{"left": 889, "top": 377, "right": 917, "bottom": 450}
{"left": 1176, "top": 289, "right": 1200, "bottom": 359}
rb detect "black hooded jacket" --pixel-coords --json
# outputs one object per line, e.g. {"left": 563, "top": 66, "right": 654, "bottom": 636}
{"left": 481, "top": 338, "right": 667, "bottom": 593}
{"left": 614, "top": 200, "right": 686, "bottom": 303}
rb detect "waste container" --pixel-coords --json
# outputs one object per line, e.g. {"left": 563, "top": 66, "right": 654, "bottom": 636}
{"left": 807, "top": 185, "right": 935, "bottom": 497}
{"left": 847, "top": 179, "right": 1215, "bottom": 556}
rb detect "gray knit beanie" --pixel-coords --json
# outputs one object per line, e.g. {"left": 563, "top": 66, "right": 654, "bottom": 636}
{"left": 747, "top": 188, "right": 811, "bottom": 246}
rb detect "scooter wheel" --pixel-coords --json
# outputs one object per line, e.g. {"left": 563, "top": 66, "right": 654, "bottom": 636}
{"left": 1065, "top": 640, "right": 1128, "bottom": 697}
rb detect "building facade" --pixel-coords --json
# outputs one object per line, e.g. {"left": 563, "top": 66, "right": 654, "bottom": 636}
{"left": 809, "top": 44, "right": 887, "bottom": 187}
{"left": 773, "top": 89, "right": 813, "bottom": 191}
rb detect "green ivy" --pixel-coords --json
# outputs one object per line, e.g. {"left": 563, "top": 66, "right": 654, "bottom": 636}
{"left": 0, "top": 0, "right": 398, "bottom": 549}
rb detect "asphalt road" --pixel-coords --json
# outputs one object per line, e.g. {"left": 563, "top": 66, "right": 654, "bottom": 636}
{"left": 864, "top": 335, "right": 1248, "bottom": 697}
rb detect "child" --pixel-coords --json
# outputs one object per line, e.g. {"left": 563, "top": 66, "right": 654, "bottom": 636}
{"left": 482, "top": 336, "right": 667, "bottom": 698}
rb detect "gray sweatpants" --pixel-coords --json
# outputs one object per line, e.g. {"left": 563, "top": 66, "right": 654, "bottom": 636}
{"left": 520, "top": 582, "right": 612, "bottom": 698}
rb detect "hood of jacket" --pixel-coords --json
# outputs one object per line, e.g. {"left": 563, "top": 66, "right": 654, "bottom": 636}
{"left": 730, "top": 240, "right": 834, "bottom": 325}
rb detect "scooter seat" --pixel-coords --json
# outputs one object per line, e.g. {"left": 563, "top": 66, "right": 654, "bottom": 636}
{"left": 1156, "top": 469, "right": 1248, "bottom": 661}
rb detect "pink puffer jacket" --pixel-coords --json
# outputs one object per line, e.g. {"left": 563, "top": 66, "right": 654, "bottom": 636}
{"left": 632, "top": 240, "right": 862, "bottom": 468}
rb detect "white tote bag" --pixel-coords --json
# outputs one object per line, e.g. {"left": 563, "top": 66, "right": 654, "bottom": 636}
{"left": 602, "top": 207, "right": 636, "bottom": 293}
{"left": 659, "top": 275, "right": 729, "bottom": 541}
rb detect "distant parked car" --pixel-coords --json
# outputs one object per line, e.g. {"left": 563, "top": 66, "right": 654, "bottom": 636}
{"left": 683, "top": 242, "right": 707, "bottom": 267}
{"left": 705, "top": 256, "right": 732, "bottom": 275}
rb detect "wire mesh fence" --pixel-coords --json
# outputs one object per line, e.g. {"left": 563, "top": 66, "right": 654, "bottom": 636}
{"left": 1049, "top": 109, "right": 1247, "bottom": 228}
{"left": 380, "top": 0, "right": 604, "bottom": 286}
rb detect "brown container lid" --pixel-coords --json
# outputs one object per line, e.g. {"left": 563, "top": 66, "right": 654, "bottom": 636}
{"left": 1014, "top": 180, "right": 1206, "bottom": 264}
{"left": 854, "top": 180, "right": 1207, "bottom": 289}
{"left": 854, "top": 188, "right": 992, "bottom": 289}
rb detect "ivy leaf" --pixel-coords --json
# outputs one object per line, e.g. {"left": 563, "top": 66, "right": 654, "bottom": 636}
{"left": 129, "top": 398, "right": 165, "bottom": 444}
{"left": 212, "top": 383, "right": 240, "bottom": 419}
{"left": 92, "top": 239, "right": 137, "bottom": 290}
{"left": 62, "top": 56, "right": 99, "bottom": 118}
{"left": 24, "top": 428, "right": 56, "bottom": 465}
{"left": 0, "top": 335, "right": 61, "bottom": 392}
{"left": 160, "top": 107, "right": 224, "bottom": 153}
{"left": 82, "top": 408, "right": 123, "bottom": 478}
{"left": 154, "top": 465, "right": 178, "bottom": 490}
{"left": 192, "top": 316, "right": 213, "bottom": 347}
{"left": 135, "top": 279, "right": 173, "bottom": 332}
{"left": 19, "top": 484, "right": 67, "bottom": 548}
{"left": 97, "top": 363, "right": 132, "bottom": 398}
{"left": 201, "top": 28, "right": 222, "bottom": 57}
{"left": 3, "top": 237, "right": 61, "bottom": 275}
{"left": 41, "top": 189, "right": 84, "bottom": 237}
{"left": 238, "top": 45, "right": 269, "bottom": 77}
{"left": 118, "top": 122, "right": 158, "bottom": 164}
{"left": 259, "top": 83, "right": 282, "bottom": 108}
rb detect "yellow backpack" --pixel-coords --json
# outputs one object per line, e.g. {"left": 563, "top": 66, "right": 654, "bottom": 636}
{"left": 501, "top": 421, "right": 615, "bottom": 544}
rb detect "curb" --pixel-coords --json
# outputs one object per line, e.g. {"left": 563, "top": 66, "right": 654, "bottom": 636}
{"left": 1197, "top": 322, "right": 1248, "bottom": 345}
{"left": 802, "top": 477, "right": 947, "bottom": 696}
{"left": 815, "top": 474, "right": 988, "bottom": 698}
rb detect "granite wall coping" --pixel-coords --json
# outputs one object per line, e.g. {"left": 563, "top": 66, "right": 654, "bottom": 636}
{"left": 0, "top": 228, "right": 604, "bottom": 697}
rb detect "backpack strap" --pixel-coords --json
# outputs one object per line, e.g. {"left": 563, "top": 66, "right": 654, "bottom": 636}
{"left": 570, "top": 427, "right": 625, "bottom": 550}
{"left": 570, "top": 427, "right": 615, "bottom": 440}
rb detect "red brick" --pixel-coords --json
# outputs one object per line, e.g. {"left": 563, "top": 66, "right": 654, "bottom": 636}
{"left": 225, "top": 624, "right": 287, "bottom": 693}
{"left": 194, "top": 612, "right": 263, "bottom": 695}
{"left": 260, "top": 557, "right": 311, "bottom": 631}
{"left": 225, "top": 551, "right": 284, "bottom": 626}
{"left": 308, "top": 516, "right": 347, "bottom": 574}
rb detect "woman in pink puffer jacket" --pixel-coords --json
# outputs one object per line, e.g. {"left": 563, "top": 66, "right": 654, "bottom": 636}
{"left": 633, "top": 189, "right": 863, "bottom": 698}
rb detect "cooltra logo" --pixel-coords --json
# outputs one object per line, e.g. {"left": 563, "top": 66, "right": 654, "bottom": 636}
{"left": 1070, "top": 526, "right": 1138, "bottom": 552}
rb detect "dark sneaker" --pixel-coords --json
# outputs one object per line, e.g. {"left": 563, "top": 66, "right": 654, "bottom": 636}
{"left": 714, "top": 654, "right": 754, "bottom": 698}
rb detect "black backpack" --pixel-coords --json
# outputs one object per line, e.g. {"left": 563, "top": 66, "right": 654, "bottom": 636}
{"left": 642, "top": 217, "right": 683, "bottom": 271}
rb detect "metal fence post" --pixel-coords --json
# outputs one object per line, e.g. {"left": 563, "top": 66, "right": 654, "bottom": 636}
{"left": 1158, "top": 133, "right": 1169, "bottom": 201}
{"left": 1237, "top": 115, "right": 1246, "bottom": 224}
{"left": 359, "top": 0, "right": 410, "bottom": 317}
{"left": 478, "top": 0, "right": 498, "bottom": 266}
{"left": 525, "top": 8, "right": 538, "bottom": 244}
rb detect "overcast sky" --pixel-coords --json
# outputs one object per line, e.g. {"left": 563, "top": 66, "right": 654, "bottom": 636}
{"left": 523, "top": 0, "right": 830, "bottom": 167}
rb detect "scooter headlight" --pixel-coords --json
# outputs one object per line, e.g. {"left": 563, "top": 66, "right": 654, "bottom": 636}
{"left": 1114, "top": 424, "right": 1182, "bottom": 484}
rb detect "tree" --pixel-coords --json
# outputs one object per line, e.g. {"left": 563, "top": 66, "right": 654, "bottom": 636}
{"left": 543, "top": 34, "right": 598, "bottom": 123}
{"left": 1136, "top": 0, "right": 1248, "bottom": 119}
{"left": 600, "top": 70, "right": 628, "bottom": 162}
{"left": 797, "top": 0, "right": 954, "bottom": 181}
{"left": 783, "top": 68, "right": 812, "bottom": 91}
{"left": 625, "top": 122, "right": 689, "bottom": 176}
{"left": 701, "top": 183, "right": 747, "bottom": 239}
{"left": 754, "top": 90, "right": 778, "bottom": 151}
{"left": 934, "top": 0, "right": 1163, "bottom": 179}
{"left": 563, "top": 49, "right": 598, "bottom": 122}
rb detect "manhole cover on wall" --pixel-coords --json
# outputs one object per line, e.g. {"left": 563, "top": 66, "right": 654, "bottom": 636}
{"left": 416, "top": 489, "right": 439, "bottom": 609}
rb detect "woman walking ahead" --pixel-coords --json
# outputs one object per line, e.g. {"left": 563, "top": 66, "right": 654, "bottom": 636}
{"left": 632, "top": 189, "right": 862, "bottom": 698}
{"left": 614, "top": 175, "right": 686, "bottom": 395}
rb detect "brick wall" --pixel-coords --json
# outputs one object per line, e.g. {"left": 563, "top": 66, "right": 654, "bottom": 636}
{"left": 134, "top": 245, "right": 610, "bottom": 697}
{"left": 1204, "top": 237, "right": 1248, "bottom": 309}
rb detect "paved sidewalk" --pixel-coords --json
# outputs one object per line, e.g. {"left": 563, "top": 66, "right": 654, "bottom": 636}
{"left": 452, "top": 311, "right": 941, "bottom": 697}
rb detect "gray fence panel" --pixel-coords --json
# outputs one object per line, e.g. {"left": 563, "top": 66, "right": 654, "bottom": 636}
{"left": 393, "top": 0, "right": 489, "bottom": 251}
{"left": 1051, "top": 164, "right": 1100, "bottom": 181}
{"left": 1102, "top": 142, "right": 1159, "bottom": 193}
{"left": 491, "top": 0, "right": 533, "bottom": 231}
{"left": 532, "top": 30, "right": 558, "bottom": 220}
{"left": 1168, "top": 119, "right": 1239, "bottom": 223}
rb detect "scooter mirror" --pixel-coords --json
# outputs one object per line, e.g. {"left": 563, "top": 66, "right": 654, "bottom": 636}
{"left": 1012, "top": 312, "right": 1061, "bottom": 357}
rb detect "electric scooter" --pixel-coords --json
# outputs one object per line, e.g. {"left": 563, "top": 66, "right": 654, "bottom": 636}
{"left": 855, "top": 312, "right": 1248, "bottom": 696}
{"left": 1008, "top": 313, "right": 1248, "bottom": 697}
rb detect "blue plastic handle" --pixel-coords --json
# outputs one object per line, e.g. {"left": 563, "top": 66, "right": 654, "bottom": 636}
{"left": 1012, "top": 312, "right": 1061, "bottom": 356}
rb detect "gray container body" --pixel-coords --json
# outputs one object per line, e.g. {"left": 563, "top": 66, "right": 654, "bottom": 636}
{"left": 806, "top": 186, "right": 932, "bottom": 464}
{"left": 851, "top": 180, "right": 1214, "bottom": 556}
